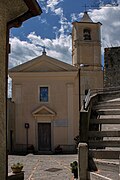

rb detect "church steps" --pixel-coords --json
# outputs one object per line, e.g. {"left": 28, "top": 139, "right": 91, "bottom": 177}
{"left": 89, "top": 140, "right": 120, "bottom": 148}
{"left": 96, "top": 109, "right": 120, "bottom": 115}
{"left": 97, "top": 100, "right": 120, "bottom": 105}
{"left": 88, "top": 131, "right": 120, "bottom": 137}
{"left": 88, "top": 91, "right": 120, "bottom": 159}
{"left": 89, "top": 150, "right": 120, "bottom": 159}
{"left": 98, "top": 92, "right": 120, "bottom": 101}
{"left": 93, "top": 104, "right": 120, "bottom": 110}
{"left": 90, "top": 118, "right": 120, "bottom": 124}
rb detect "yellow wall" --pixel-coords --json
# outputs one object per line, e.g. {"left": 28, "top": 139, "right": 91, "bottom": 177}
{"left": 11, "top": 70, "right": 79, "bottom": 152}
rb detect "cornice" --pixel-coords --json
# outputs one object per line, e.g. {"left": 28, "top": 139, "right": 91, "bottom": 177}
{"left": 9, "top": 71, "right": 78, "bottom": 78}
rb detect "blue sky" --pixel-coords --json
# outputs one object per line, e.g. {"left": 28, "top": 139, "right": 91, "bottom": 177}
{"left": 9, "top": 0, "right": 120, "bottom": 69}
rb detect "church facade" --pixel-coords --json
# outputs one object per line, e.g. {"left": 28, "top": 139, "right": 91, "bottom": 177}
{"left": 9, "top": 12, "right": 103, "bottom": 153}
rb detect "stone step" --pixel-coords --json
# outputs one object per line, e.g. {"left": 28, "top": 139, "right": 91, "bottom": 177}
{"left": 98, "top": 99, "right": 120, "bottom": 105}
{"left": 90, "top": 118, "right": 120, "bottom": 124}
{"left": 88, "top": 131, "right": 120, "bottom": 138}
{"left": 90, "top": 149, "right": 120, "bottom": 159}
{"left": 93, "top": 104, "right": 120, "bottom": 110}
{"left": 89, "top": 140, "right": 120, "bottom": 148}
{"left": 96, "top": 109, "right": 120, "bottom": 115}
{"left": 99, "top": 93, "right": 120, "bottom": 101}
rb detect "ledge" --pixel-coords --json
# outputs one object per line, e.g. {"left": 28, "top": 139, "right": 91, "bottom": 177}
{"left": 8, "top": 171, "right": 24, "bottom": 180}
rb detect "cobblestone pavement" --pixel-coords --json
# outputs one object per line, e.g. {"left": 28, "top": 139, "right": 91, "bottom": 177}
{"left": 8, "top": 154, "right": 77, "bottom": 180}
{"left": 8, "top": 154, "right": 119, "bottom": 180}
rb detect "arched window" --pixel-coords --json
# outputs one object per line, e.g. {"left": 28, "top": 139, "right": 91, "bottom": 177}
{"left": 83, "top": 29, "right": 91, "bottom": 40}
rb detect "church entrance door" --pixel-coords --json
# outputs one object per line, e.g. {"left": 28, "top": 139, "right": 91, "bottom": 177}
{"left": 38, "top": 123, "right": 51, "bottom": 151}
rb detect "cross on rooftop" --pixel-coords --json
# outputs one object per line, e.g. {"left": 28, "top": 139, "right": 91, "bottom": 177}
{"left": 42, "top": 46, "right": 46, "bottom": 55}
{"left": 83, "top": 4, "right": 89, "bottom": 12}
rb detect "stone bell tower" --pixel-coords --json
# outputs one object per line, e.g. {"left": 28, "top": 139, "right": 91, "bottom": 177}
{"left": 72, "top": 11, "right": 103, "bottom": 105}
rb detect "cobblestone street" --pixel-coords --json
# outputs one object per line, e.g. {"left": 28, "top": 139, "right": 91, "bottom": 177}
{"left": 8, "top": 154, "right": 119, "bottom": 180}
{"left": 8, "top": 154, "right": 77, "bottom": 180}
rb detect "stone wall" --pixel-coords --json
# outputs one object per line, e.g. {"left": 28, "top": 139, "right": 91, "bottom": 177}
{"left": 104, "top": 47, "right": 120, "bottom": 87}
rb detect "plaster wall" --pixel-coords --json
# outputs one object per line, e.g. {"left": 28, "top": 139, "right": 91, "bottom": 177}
{"left": 11, "top": 73, "right": 79, "bottom": 152}
{"left": 0, "top": 14, "right": 7, "bottom": 180}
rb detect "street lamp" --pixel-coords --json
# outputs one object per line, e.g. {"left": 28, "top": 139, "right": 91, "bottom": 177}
{"left": 25, "top": 123, "right": 30, "bottom": 154}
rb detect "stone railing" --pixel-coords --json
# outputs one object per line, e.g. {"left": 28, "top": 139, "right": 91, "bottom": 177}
{"left": 82, "top": 86, "right": 120, "bottom": 110}
{"left": 79, "top": 87, "right": 120, "bottom": 179}
{"left": 79, "top": 91, "right": 100, "bottom": 179}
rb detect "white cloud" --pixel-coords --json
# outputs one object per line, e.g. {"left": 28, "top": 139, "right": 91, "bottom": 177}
{"left": 57, "top": 10, "right": 72, "bottom": 35}
{"left": 38, "top": 17, "right": 48, "bottom": 24}
{"left": 88, "top": 4, "right": 120, "bottom": 51}
{"left": 9, "top": 36, "right": 41, "bottom": 68}
{"left": 70, "top": 13, "right": 78, "bottom": 22}
{"left": 46, "top": 0, "right": 63, "bottom": 12}
{"left": 54, "top": 7, "right": 63, "bottom": 16}
{"left": 38, "top": 0, "right": 71, "bottom": 37}
{"left": 28, "top": 32, "right": 72, "bottom": 63}
{"left": 9, "top": 32, "right": 72, "bottom": 69}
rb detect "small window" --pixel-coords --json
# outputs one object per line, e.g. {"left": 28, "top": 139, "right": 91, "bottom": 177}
{"left": 40, "top": 87, "right": 48, "bottom": 102}
{"left": 83, "top": 29, "right": 91, "bottom": 40}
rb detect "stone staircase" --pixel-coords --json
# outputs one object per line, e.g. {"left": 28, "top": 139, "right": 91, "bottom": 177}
{"left": 88, "top": 94, "right": 120, "bottom": 159}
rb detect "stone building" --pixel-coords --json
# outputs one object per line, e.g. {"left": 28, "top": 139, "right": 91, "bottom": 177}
{"left": 9, "top": 12, "right": 103, "bottom": 153}
{"left": 72, "top": 12, "right": 103, "bottom": 103}
{"left": 104, "top": 47, "right": 120, "bottom": 87}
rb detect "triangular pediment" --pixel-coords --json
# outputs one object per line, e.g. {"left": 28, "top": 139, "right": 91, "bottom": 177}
{"left": 32, "top": 105, "right": 56, "bottom": 117}
{"left": 9, "top": 54, "right": 77, "bottom": 73}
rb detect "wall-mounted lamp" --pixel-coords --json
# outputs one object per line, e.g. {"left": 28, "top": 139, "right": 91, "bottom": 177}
{"left": 25, "top": 123, "right": 29, "bottom": 129}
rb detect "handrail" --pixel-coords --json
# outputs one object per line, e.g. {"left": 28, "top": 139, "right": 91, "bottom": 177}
{"left": 84, "top": 89, "right": 91, "bottom": 109}
{"left": 90, "top": 86, "right": 120, "bottom": 95}
{"left": 82, "top": 86, "right": 120, "bottom": 110}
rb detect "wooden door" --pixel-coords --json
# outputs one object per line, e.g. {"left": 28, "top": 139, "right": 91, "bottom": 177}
{"left": 38, "top": 123, "right": 51, "bottom": 151}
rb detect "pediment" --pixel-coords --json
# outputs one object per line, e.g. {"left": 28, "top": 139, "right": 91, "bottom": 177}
{"left": 32, "top": 105, "right": 56, "bottom": 117}
{"left": 9, "top": 54, "right": 77, "bottom": 73}
{"left": 26, "top": 60, "right": 66, "bottom": 72}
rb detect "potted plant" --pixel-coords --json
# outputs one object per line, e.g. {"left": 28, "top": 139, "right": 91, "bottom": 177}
{"left": 70, "top": 161, "right": 78, "bottom": 179}
{"left": 11, "top": 162, "right": 23, "bottom": 173}
{"left": 55, "top": 145, "right": 62, "bottom": 154}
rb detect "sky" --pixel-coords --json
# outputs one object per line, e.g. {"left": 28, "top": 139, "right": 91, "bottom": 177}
{"left": 9, "top": 0, "right": 120, "bottom": 69}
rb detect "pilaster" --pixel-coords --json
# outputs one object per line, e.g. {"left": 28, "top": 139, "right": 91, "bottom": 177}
{"left": 67, "top": 84, "right": 74, "bottom": 144}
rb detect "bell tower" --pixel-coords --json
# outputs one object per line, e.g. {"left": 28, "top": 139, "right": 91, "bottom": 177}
{"left": 72, "top": 12, "right": 103, "bottom": 105}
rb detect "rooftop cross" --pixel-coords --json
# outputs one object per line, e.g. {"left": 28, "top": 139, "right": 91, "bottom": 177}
{"left": 84, "top": 4, "right": 89, "bottom": 12}
{"left": 42, "top": 46, "right": 46, "bottom": 55}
